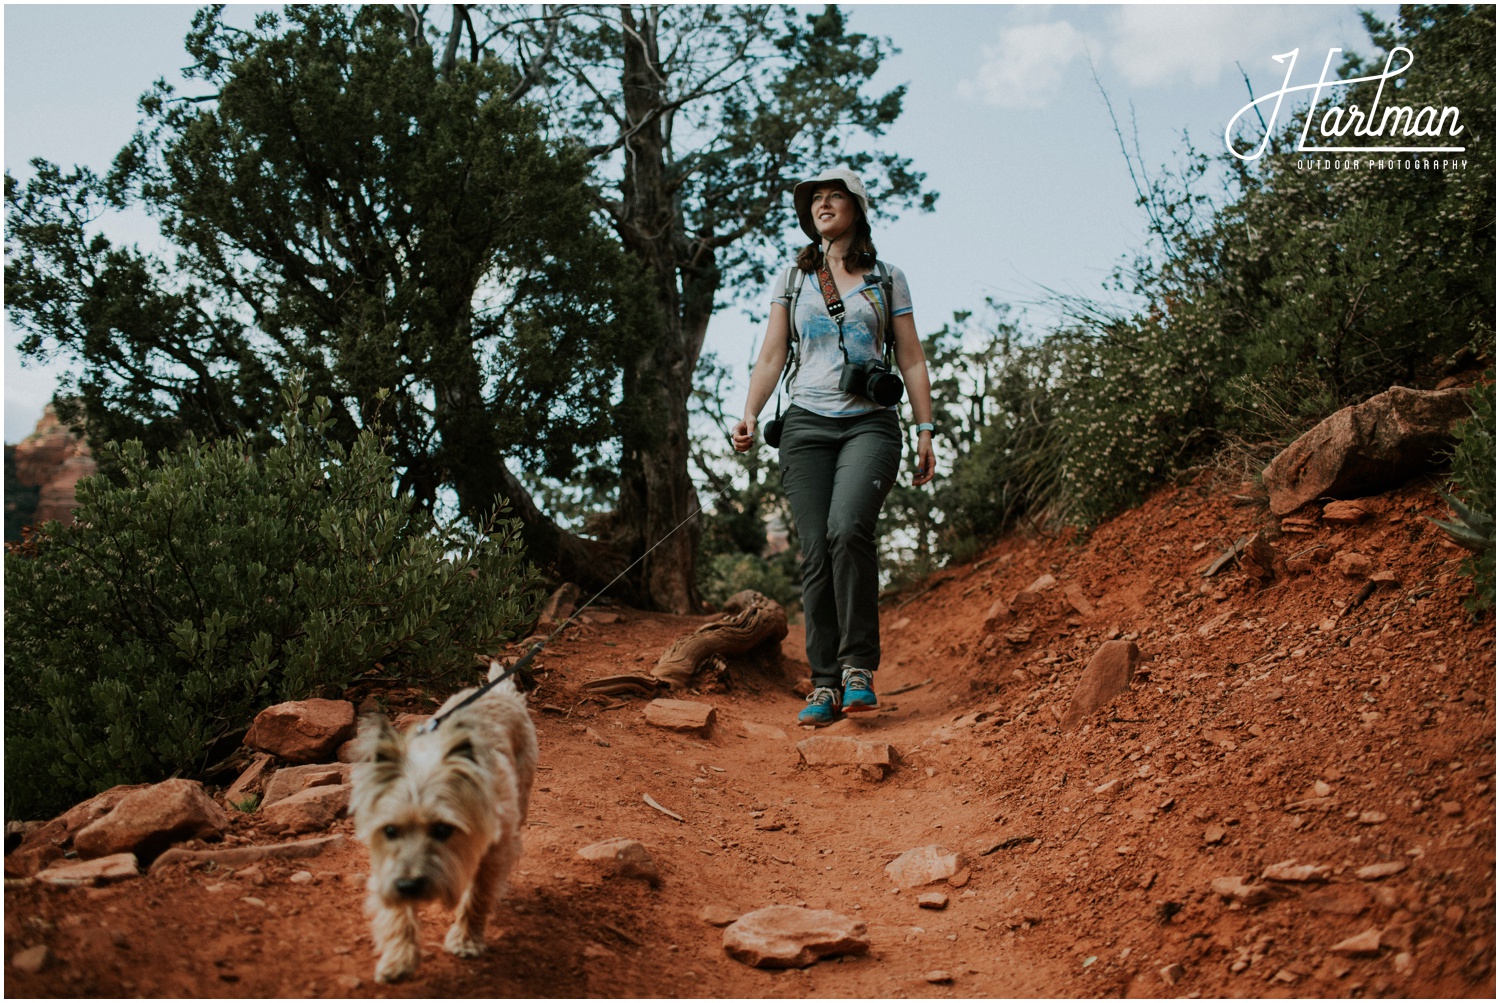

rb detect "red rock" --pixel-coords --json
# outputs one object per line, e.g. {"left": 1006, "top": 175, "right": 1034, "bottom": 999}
{"left": 1240, "top": 532, "right": 1279, "bottom": 584}
{"left": 1062, "top": 640, "right": 1140, "bottom": 729}
{"left": 643, "top": 698, "right": 716, "bottom": 736}
{"left": 577, "top": 838, "right": 661, "bottom": 887}
{"left": 4, "top": 784, "right": 149, "bottom": 877}
{"left": 1211, "top": 875, "right": 1272, "bottom": 905}
{"left": 700, "top": 904, "right": 741, "bottom": 927}
{"left": 224, "top": 753, "right": 275, "bottom": 807}
{"left": 261, "top": 764, "right": 350, "bottom": 808}
{"left": 149, "top": 834, "right": 344, "bottom": 873}
{"left": 722, "top": 906, "right": 868, "bottom": 968}
{"left": 10, "top": 944, "right": 51, "bottom": 974}
{"left": 1024, "top": 573, "right": 1057, "bottom": 593}
{"left": 917, "top": 891, "right": 949, "bottom": 909}
{"left": 244, "top": 699, "right": 356, "bottom": 762}
{"left": 1330, "top": 927, "right": 1384, "bottom": 956}
{"left": 1263, "top": 386, "right": 1472, "bottom": 515}
{"left": 981, "top": 599, "right": 1011, "bottom": 632}
{"left": 259, "top": 784, "right": 349, "bottom": 835}
{"left": 1262, "top": 860, "right": 1330, "bottom": 882}
{"left": 1322, "top": 500, "right": 1372, "bottom": 524}
{"left": 885, "top": 845, "right": 962, "bottom": 887}
{"left": 335, "top": 738, "right": 360, "bottom": 763}
{"left": 72, "top": 780, "right": 227, "bottom": 860}
{"left": 1333, "top": 551, "right": 1374, "bottom": 578}
{"left": 36, "top": 852, "right": 140, "bottom": 886}
{"left": 11, "top": 404, "right": 97, "bottom": 526}
{"left": 1062, "top": 583, "right": 1095, "bottom": 617}
{"left": 796, "top": 736, "right": 895, "bottom": 771}
{"left": 1356, "top": 860, "right": 1408, "bottom": 880}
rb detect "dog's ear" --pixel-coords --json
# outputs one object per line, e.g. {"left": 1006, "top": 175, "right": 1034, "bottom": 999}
{"left": 354, "top": 713, "right": 403, "bottom": 764}
{"left": 446, "top": 737, "right": 479, "bottom": 763}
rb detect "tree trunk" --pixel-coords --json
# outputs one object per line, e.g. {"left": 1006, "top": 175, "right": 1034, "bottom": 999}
{"left": 607, "top": 6, "right": 711, "bottom": 614}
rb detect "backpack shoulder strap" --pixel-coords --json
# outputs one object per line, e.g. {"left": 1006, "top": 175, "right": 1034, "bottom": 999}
{"left": 875, "top": 260, "right": 895, "bottom": 352}
{"left": 784, "top": 264, "right": 804, "bottom": 342}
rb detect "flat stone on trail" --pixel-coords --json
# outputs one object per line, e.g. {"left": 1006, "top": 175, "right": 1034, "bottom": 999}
{"left": 10, "top": 945, "right": 51, "bottom": 974}
{"left": 722, "top": 905, "right": 869, "bottom": 969}
{"left": 73, "top": 779, "right": 228, "bottom": 860}
{"left": 1210, "top": 875, "right": 1272, "bottom": 906}
{"left": 917, "top": 891, "right": 949, "bottom": 909}
{"left": 737, "top": 720, "right": 788, "bottom": 741}
{"left": 796, "top": 736, "right": 895, "bottom": 770}
{"left": 1333, "top": 551, "right": 1374, "bottom": 578}
{"left": 1356, "top": 860, "right": 1408, "bottom": 880}
{"left": 1062, "top": 583, "right": 1096, "bottom": 617}
{"left": 1330, "top": 927, "right": 1384, "bottom": 956}
{"left": 37, "top": 852, "right": 140, "bottom": 886}
{"left": 885, "top": 845, "right": 963, "bottom": 888}
{"left": 244, "top": 698, "right": 357, "bottom": 763}
{"left": 578, "top": 837, "right": 661, "bottom": 887}
{"left": 261, "top": 764, "right": 352, "bottom": 808}
{"left": 700, "top": 904, "right": 741, "bottom": 927}
{"left": 1062, "top": 640, "right": 1140, "bottom": 729}
{"left": 925, "top": 970, "right": 953, "bottom": 984}
{"left": 259, "top": 783, "right": 349, "bottom": 835}
{"left": 644, "top": 698, "right": 716, "bottom": 736}
{"left": 150, "top": 835, "right": 344, "bottom": 873}
{"left": 1262, "top": 860, "right": 1330, "bottom": 883}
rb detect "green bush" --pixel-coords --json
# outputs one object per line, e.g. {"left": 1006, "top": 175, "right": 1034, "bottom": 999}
{"left": 4, "top": 379, "right": 539, "bottom": 819}
{"left": 1446, "top": 376, "right": 1496, "bottom": 613}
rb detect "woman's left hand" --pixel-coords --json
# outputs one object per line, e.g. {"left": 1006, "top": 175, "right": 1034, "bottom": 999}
{"left": 913, "top": 433, "right": 936, "bottom": 487}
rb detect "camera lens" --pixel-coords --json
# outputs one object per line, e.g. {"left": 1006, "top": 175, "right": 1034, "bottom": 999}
{"left": 867, "top": 370, "right": 904, "bottom": 407}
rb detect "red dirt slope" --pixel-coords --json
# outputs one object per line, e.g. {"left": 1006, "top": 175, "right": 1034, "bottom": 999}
{"left": 4, "top": 472, "right": 1494, "bottom": 998}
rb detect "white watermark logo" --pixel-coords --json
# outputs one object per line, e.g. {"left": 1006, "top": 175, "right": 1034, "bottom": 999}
{"left": 1226, "top": 47, "right": 1465, "bottom": 162}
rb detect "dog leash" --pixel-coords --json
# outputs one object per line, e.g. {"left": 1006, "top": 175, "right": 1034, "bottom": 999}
{"left": 416, "top": 476, "right": 742, "bottom": 734}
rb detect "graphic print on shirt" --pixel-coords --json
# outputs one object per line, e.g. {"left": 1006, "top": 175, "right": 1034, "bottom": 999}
{"left": 772, "top": 265, "right": 913, "bottom": 418}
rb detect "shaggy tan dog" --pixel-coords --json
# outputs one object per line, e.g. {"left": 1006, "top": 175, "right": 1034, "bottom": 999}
{"left": 351, "top": 662, "right": 537, "bottom": 983}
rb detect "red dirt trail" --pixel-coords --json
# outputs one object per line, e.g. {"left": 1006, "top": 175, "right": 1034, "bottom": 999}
{"left": 5, "top": 474, "right": 1494, "bottom": 998}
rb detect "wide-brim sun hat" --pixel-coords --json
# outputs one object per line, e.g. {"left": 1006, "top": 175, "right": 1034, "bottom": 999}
{"left": 793, "top": 167, "right": 872, "bottom": 242}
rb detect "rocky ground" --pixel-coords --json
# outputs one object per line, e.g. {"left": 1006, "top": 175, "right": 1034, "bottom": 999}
{"left": 5, "top": 472, "right": 1494, "bottom": 999}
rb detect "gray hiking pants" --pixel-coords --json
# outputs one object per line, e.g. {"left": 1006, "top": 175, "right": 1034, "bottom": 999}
{"left": 778, "top": 405, "right": 902, "bottom": 690}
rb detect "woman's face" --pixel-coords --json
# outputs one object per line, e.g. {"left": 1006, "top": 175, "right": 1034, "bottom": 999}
{"left": 810, "top": 184, "right": 858, "bottom": 242}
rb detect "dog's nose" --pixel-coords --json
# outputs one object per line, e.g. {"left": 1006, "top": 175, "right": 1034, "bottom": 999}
{"left": 394, "top": 877, "right": 428, "bottom": 899}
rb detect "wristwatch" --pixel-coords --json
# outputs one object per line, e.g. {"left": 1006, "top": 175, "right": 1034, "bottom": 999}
{"left": 915, "top": 422, "right": 934, "bottom": 434}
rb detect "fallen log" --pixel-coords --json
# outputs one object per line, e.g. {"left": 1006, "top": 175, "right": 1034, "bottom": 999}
{"left": 651, "top": 591, "right": 789, "bottom": 689}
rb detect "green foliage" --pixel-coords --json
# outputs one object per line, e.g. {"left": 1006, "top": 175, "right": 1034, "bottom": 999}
{"left": 229, "top": 794, "right": 261, "bottom": 814}
{"left": 5, "top": 445, "right": 40, "bottom": 543}
{"left": 5, "top": 5, "right": 654, "bottom": 520}
{"left": 1440, "top": 376, "right": 1496, "bottom": 612}
{"left": 698, "top": 550, "right": 799, "bottom": 611}
{"left": 4, "top": 377, "right": 539, "bottom": 820}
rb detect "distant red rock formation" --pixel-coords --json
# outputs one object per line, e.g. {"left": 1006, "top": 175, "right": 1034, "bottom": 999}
{"left": 12, "top": 404, "right": 96, "bottom": 526}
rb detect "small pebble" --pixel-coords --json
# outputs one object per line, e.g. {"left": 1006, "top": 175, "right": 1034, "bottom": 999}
{"left": 289, "top": 871, "right": 314, "bottom": 884}
{"left": 925, "top": 970, "right": 953, "bottom": 984}
{"left": 11, "top": 945, "right": 50, "bottom": 974}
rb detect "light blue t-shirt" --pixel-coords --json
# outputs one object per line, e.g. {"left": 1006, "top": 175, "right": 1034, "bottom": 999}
{"left": 769, "top": 263, "right": 913, "bottom": 417}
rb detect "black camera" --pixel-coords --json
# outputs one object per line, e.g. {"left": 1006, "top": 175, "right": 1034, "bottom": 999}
{"left": 839, "top": 358, "right": 904, "bottom": 406}
{"left": 762, "top": 417, "right": 784, "bottom": 448}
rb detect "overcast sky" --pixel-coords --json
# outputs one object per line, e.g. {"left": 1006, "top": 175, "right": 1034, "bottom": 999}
{"left": 4, "top": 3, "right": 1395, "bottom": 443}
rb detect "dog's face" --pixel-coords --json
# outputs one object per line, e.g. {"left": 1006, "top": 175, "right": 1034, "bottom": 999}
{"left": 351, "top": 714, "right": 500, "bottom": 909}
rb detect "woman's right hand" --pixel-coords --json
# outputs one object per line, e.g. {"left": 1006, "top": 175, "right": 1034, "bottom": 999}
{"left": 731, "top": 417, "right": 757, "bottom": 453}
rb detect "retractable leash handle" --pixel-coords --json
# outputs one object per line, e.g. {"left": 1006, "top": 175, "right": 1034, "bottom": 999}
{"left": 416, "top": 475, "right": 743, "bottom": 734}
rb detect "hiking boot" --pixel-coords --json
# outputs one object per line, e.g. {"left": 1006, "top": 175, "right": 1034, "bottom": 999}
{"left": 798, "top": 686, "right": 842, "bottom": 726}
{"left": 841, "top": 667, "right": 877, "bottom": 713}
